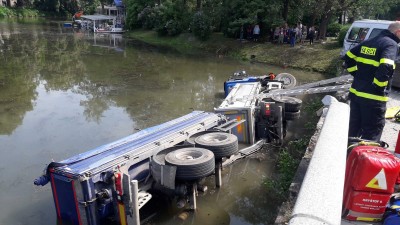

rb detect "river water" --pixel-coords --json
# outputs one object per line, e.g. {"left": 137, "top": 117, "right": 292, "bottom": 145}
{"left": 0, "top": 18, "right": 327, "bottom": 225}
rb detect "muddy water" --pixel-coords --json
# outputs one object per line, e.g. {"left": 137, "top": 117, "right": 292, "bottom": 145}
{"left": 0, "top": 18, "right": 326, "bottom": 225}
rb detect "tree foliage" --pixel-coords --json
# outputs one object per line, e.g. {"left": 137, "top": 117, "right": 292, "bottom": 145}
{"left": 26, "top": 0, "right": 400, "bottom": 40}
{"left": 33, "top": 0, "right": 97, "bottom": 15}
{"left": 191, "top": 11, "right": 212, "bottom": 40}
{"left": 220, "top": 0, "right": 282, "bottom": 38}
{"left": 125, "top": 0, "right": 149, "bottom": 29}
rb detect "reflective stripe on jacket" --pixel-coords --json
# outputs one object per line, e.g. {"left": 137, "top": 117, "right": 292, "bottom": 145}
{"left": 344, "top": 29, "right": 400, "bottom": 102}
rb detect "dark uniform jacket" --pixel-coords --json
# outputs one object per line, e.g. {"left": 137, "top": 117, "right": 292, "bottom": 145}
{"left": 344, "top": 29, "right": 400, "bottom": 103}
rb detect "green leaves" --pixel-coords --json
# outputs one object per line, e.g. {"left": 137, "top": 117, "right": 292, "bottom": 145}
{"left": 191, "top": 11, "right": 212, "bottom": 40}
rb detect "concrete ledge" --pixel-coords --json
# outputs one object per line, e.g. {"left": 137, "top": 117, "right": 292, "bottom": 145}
{"left": 289, "top": 102, "right": 350, "bottom": 225}
{"left": 275, "top": 103, "right": 326, "bottom": 225}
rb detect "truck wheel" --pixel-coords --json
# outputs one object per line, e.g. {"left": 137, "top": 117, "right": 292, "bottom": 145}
{"left": 165, "top": 148, "right": 215, "bottom": 181}
{"left": 285, "top": 111, "right": 300, "bottom": 120}
{"left": 272, "top": 96, "right": 302, "bottom": 112}
{"left": 151, "top": 146, "right": 184, "bottom": 183}
{"left": 194, "top": 132, "right": 239, "bottom": 159}
{"left": 186, "top": 131, "right": 218, "bottom": 145}
{"left": 275, "top": 73, "right": 296, "bottom": 89}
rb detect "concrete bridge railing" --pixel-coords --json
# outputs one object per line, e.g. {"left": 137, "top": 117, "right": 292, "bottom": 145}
{"left": 289, "top": 101, "right": 350, "bottom": 225}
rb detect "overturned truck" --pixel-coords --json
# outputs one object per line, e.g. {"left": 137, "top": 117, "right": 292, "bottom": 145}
{"left": 34, "top": 72, "right": 353, "bottom": 225}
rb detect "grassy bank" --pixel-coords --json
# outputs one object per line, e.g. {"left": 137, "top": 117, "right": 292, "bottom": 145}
{"left": 127, "top": 30, "right": 342, "bottom": 76}
{"left": 0, "top": 7, "right": 41, "bottom": 17}
{"left": 240, "top": 41, "right": 342, "bottom": 76}
{"left": 264, "top": 97, "right": 323, "bottom": 200}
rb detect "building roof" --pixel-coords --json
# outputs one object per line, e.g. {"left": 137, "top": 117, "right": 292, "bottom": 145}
{"left": 80, "top": 15, "right": 116, "bottom": 21}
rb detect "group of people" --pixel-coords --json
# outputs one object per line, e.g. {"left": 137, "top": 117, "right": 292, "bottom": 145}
{"left": 239, "top": 22, "right": 317, "bottom": 46}
{"left": 240, "top": 24, "right": 261, "bottom": 42}
{"left": 273, "top": 23, "right": 316, "bottom": 46}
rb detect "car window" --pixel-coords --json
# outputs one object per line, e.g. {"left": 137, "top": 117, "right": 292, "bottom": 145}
{"left": 369, "top": 28, "right": 384, "bottom": 39}
{"left": 347, "top": 27, "right": 370, "bottom": 42}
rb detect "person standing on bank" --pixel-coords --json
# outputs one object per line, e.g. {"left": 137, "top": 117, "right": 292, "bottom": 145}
{"left": 308, "top": 26, "right": 315, "bottom": 45}
{"left": 253, "top": 24, "right": 260, "bottom": 42}
{"left": 344, "top": 21, "right": 400, "bottom": 142}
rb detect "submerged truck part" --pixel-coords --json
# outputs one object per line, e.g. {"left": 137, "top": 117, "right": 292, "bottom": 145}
{"left": 34, "top": 111, "right": 229, "bottom": 225}
{"left": 216, "top": 82, "right": 261, "bottom": 145}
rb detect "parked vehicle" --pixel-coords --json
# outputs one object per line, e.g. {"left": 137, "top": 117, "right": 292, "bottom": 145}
{"left": 340, "top": 19, "right": 393, "bottom": 57}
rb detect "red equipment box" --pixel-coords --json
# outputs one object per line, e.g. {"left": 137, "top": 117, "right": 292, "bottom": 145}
{"left": 343, "top": 146, "right": 400, "bottom": 221}
{"left": 343, "top": 189, "right": 391, "bottom": 221}
{"left": 344, "top": 146, "right": 400, "bottom": 195}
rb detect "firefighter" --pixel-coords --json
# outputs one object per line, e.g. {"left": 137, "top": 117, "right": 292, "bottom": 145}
{"left": 268, "top": 72, "right": 275, "bottom": 80}
{"left": 344, "top": 21, "right": 400, "bottom": 142}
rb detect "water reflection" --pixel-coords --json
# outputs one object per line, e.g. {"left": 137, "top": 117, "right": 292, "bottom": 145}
{"left": 0, "top": 18, "right": 327, "bottom": 225}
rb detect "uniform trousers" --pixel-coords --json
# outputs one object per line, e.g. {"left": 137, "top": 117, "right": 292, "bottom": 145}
{"left": 348, "top": 96, "right": 386, "bottom": 142}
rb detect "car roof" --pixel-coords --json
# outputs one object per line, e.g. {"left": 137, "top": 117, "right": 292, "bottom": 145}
{"left": 352, "top": 19, "right": 393, "bottom": 26}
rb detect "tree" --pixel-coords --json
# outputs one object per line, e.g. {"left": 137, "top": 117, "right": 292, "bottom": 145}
{"left": 123, "top": 0, "right": 400, "bottom": 41}
{"left": 220, "top": 0, "right": 281, "bottom": 38}
{"left": 99, "top": 0, "right": 114, "bottom": 12}
{"left": 317, "top": 0, "right": 336, "bottom": 39}
{"left": 126, "top": 0, "right": 149, "bottom": 29}
{"left": 282, "top": 0, "right": 289, "bottom": 21}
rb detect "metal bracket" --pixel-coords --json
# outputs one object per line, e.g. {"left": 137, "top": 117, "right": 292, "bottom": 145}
{"left": 239, "top": 139, "right": 266, "bottom": 156}
{"left": 137, "top": 192, "right": 152, "bottom": 209}
{"left": 79, "top": 198, "right": 97, "bottom": 207}
{"left": 214, "top": 119, "right": 246, "bottom": 132}
{"left": 161, "top": 165, "right": 176, "bottom": 190}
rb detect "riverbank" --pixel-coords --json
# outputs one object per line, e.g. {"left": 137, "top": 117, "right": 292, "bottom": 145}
{"left": 126, "top": 30, "right": 342, "bottom": 76}
{"left": 0, "top": 7, "right": 40, "bottom": 17}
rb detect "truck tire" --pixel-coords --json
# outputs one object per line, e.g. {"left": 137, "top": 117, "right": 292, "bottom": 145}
{"left": 164, "top": 148, "right": 215, "bottom": 181}
{"left": 186, "top": 131, "right": 218, "bottom": 145}
{"left": 285, "top": 111, "right": 300, "bottom": 120}
{"left": 275, "top": 73, "right": 296, "bottom": 89}
{"left": 194, "top": 132, "right": 239, "bottom": 159}
{"left": 272, "top": 96, "right": 302, "bottom": 112}
{"left": 151, "top": 146, "right": 184, "bottom": 183}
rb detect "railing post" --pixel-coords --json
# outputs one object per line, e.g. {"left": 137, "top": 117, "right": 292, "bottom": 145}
{"left": 131, "top": 180, "right": 140, "bottom": 225}
{"left": 289, "top": 101, "right": 349, "bottom": 225}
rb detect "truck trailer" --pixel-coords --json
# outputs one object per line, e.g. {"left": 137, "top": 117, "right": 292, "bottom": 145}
{"left": 34, "top": 72, "right": 353, "bottom": 225}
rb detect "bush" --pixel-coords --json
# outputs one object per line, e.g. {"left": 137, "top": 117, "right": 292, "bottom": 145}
{"left": 338, "top": 24, "right": 351, "bottom": 46}
{"left": 164, "top": 19, "right": 183, "bottom": 36}
{"left": 0, "top": 7, "right": 40, "bottom": 17}
{"left": 125, "top": 0, "right": 148, "bottom": 29}
{"left": 15, "top": 8, "right": 40, "bottom": 17}
{"left": 224, "top": 18, "right": 253, "bottom": 38}
{"left": 327, "top": 23, "right": 342, "bottom": 37}
{"left": 191, "top": 11, "right": 212, "bottom": 41}
{"left": 0, "top": 7, "right": 13, "bottom": 17}
{"left": 155, "top": 19, "right": 184, "bottom": 36}
{"left": 153, "top": 1, "right": 187, "bottom": 36}
{"left": 138, "top": 6, "right": 157, "bottom": 29}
